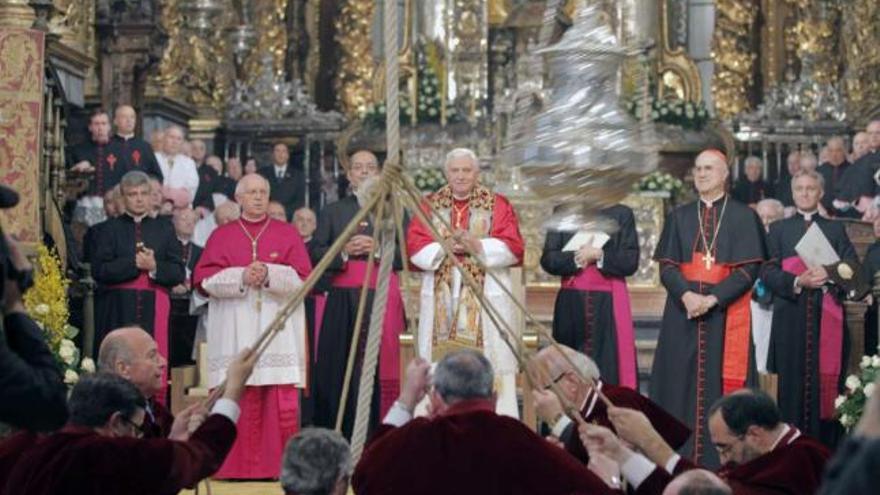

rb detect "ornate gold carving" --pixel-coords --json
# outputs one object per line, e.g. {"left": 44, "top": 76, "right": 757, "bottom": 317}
{"left": 244, "top": 0, "right": 288, "bottom": 83}
{"left": 304, "top": 0, "right": 321, "bottom": 98}
{"left": 711, "top": 0, "right": 758, "bottom": 118}
{"left": 0, "top": 29, "right": 43, "bottom": 245}
{"left": 792, "top": 0, "right": 841, "bottom": 86}
{"left": 842, "top": 0, "right": 880, "bottom": 123}
{"left": 657, "top": 0, "right": 702, "bottom": 102}
{"left": 50, "top": 0, "right": 95, "bottom": 52}
{"left": 759, "top": 0, "right": 784, "bottom": 90}
{"left": 0, "top": 0, "right": 35, "bottom": 28}
{"left": 334, "top": 0, "right": 375, "bottom": 117}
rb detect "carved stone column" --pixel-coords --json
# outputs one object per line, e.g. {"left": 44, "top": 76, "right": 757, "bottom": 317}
{"left": 95, "top": 1, "right": 166, "bottom": 115}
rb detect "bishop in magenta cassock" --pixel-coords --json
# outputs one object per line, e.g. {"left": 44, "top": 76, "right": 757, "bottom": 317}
{"left": 406, "top": 148, "right": 525, "bottom": 417}
{"left": 540, "top": 204, "right": 639, "bottom": 388}
{"left": 762, "top": 170, "right": 857, "bottom": 447}
{"left": 650, "top": 149, "right": 767, "bottom": 467}
{"left": 194, "top": 173, "right": 312, "bottom": 479}
{"left": 309, "top": 150, "right": 405, "bottom": 439}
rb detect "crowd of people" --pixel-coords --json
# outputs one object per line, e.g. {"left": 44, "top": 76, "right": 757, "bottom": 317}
{"left": 2, "top": 107, "right": 880, "bottom": 494}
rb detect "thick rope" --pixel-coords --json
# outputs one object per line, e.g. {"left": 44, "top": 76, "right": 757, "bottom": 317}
{"left": 335, "top": 185, "right": 387, "bottom": 431}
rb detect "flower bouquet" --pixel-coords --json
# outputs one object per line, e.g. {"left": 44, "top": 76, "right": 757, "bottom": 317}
{"left": 412, "top": 167, "right": 446, "bottom": 193}
{"left": 23, "top": 245, "right": 93, "bottom": 386}
{"left": 634, "top": 171, "right": 685, "bottom": 200}
{"left": 834, "top": 355, "right": 880, "bottom": 429}
{"left": 627, "top": 97, "right": 711, "bottom": 131}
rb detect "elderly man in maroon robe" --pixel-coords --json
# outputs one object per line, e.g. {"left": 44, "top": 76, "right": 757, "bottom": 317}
{"left": 651, "top": 149, "right": 767, "bottom": 467}
{"left": 531, "top": 345, "right": 690, "bottom": 465}
{"left": 310, "top": 150, "right": 405, "bottom": 438}
{"left": 194, "top": 173, "right": 312, "bottom": 479}
{"left": 91, "top": 170, "right": 185, "bottom": 403}
{"left": 762, "top": 170, "right": 857, "bottom": 447}
{"left": 353, "top": 351, "right": 620, "bottom": 494}
{"left": 406, "top": 147, "right": 525, "bottom": 417}
{"left": 3, "top": 350, "right": 257, "bottom": 495}
{"left": 579, "top": 389, "right": 830, "bottom": 495}
{"left": 541, "top": 204, "right": 639, "bottom": 388}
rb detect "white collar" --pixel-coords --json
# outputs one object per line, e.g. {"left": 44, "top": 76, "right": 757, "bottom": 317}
{"left": 274, "top": 164, "right": 287, "bottom": 170}
{"left": 126, "top": 211, "right": 148, "bottom": 223}
{"left": 797, "top": 209, "right": 818, "bottom": 221}
{"left": 768, "top": 424, "right": 798, "bottom": 451}
{"left": 117, "top": 133, "right": 135, "bottom": 140}
{"left": 178, "top": 237, "right": 190, "bottom": 245}
{"left": 700, "top": 192, "right": 725, "bottom": 207}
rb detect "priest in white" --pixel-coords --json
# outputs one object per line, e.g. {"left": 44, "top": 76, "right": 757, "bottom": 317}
{"left": 156, "top": 126, "right": 199, "bottom": 206}
{"left": 193, "top": 173, "right": 312, "bottom": 479}
{"left": 406, "top": 148, "right": 526, "bottom": 417}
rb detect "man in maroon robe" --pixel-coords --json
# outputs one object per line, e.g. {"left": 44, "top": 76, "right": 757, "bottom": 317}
{"left": 579, "top": 389, "right": 829, "bottom": 495}
{"left": 532, "top": 345, "right": 690, "bottom": 465}
{"left": 194, "top": 173, "right": 312, "bottom": 479}
{"left": 353, "top": 351, "right": 620, "bottom": 494}
{"left": 3, "top": 349, "right": 256, "bottom": 495}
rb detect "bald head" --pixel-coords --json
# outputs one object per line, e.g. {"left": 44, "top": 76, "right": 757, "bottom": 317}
{"left": 114, "top": 105, "right": 137, "bottom": 135}
{"left": 693, "top": 149, "right": 730, "bottom": 198}
{"left": 214, "top": 200, "right": 241, "bottom": 225}
{"left": 97, "top": 326, "right": 167, "bottom": 397}
{"left": 663, "top": 469, "right": 731, "bottom": 495}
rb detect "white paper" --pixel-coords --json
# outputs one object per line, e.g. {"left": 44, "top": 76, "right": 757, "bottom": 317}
{"left": 795, "top": 223, "right": 840, "bottom": 268}
{"left": 562, "top": 230, "right": 610, "bottom": 252}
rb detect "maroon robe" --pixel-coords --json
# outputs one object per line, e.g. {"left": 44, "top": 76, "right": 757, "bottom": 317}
{"left": 0, "top": 430, "right": 39, "bottom": 489}
{"left": 635, "top": 425, "right": 829, "bottom": 495}
{"left": 560, "top": 381, "right": 691, "bottom": 464}
{"left": 353, "top": 399, "right": 619, "bottom": 495}
{"left": 3, "top": 414, "right": 236, "bottom": 495}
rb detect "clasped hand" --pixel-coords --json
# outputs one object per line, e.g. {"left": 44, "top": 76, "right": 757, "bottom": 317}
{"left": 574, "top": 243, "right": 602, "bottom": 267}
{"left": 344, "top": 234, "right": 375, "bottom": 256}
{"left": 443, "top": 229, "right": 482, "bottom": 256}
{"left": 798, "top": 266, "right": 828, "bottom": 289}
{"left": 134, "top": 248, "right": 157, "bottom": 272}
{"left": 681, "top": 291, "right": 718, "bottom": 319}
{"left": 242, "top": 261, "right": 268, "bottom": 288}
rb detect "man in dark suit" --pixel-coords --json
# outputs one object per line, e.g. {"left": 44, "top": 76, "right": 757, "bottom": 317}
{"left": 258, "top": 142, "right": 306, "bottom": 221}
{"left": 3, "top": 350, "right": 257, "bottom": 495}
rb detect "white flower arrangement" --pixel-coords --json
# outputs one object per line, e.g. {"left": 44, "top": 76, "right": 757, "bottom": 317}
{"left": 627, "top": 97, "right": 711, "bottom": 130}
{"left": 411, "top": 167, "right": 446, "bottom": 193}
{"left": 634, "top": 171, "right": 685, "bottom": 199}
{"left": 836, "top": 354, "right": 880, "bottom": 430}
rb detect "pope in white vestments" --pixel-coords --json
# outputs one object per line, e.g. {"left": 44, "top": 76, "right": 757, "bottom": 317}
{"left": 406, "top": 148, "right": 525, "bottom": 417}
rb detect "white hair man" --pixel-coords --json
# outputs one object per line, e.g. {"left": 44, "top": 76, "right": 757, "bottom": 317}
{"left": 837, "top": 120, "right": 880, "bottom": 218}
{"left": 281, "top": 428, "right": 352, "bottom": 495}
{"left": 193, "top": 173, "right": 312, "bottom": 479}
{"left": 817, "top": 136, "right": 852, "bottom": 217}
{"left": 156, "top": 126, "right": 199, "bottom": 206}
{"left": 732, "top": 156, "right": 773, "bottom": 207}
{"left": 406, "top": 147, "right": 525, "bottom": 417}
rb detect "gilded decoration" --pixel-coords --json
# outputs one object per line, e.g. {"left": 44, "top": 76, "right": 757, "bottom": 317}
{"left": 447, "top": 0, "right": 488, "bottom": 121}
{"left": 657, "top": 0, "right": 702, "bottom": 102}
{"left": 50, "top": 0, "right": 95, "bottom": 52}
{"left": 711, "top": 0, "right": 758, "bottom": 118}
{"left": 243, "top": 0, "right": 288, "bottom": 84}
{"left": 0, "top": 29, "right": 44, "bottom": 244}
{"left": 150, "top": 0, "right": 234, "bottom": 114}
{"left": 334, "top": 0, "right": 375, "bottom": 117}
{"left": 842, "top": 0, "right": 880, "bottom": 123}
{"left": 791, "top": 0, "right": 841, "bottom": 86}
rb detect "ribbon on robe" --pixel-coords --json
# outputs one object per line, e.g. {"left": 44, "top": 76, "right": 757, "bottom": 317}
{"left": 782, "top": 256, "right": 844, "bottom": 420}
{"left": 561, "top": 266, "right": 637, "bottom": 389}
{"left": 109, "top": 272, "right": 171, "bottom": 405}
{"left": 680, "top": 252, "right": 752, "bottom": 395}
{"left": 331, "top": 260, "right": 404, "bottom": 416}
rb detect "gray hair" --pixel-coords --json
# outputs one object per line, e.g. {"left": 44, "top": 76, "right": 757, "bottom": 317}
{"left": 743, "top": 156, "right": 762, "bottom": 169}
{"left": 755, "top": 198, "right": 784, "bottom": 219}
{"left": 280, "top": 428, "right": 352, "bottom": 495}
{"left": 444, "top": 148, "right": 479, "bottom": 171}
{"left": 557, "top": 345, "right": 601, "bottom": 382}
{"left": 97, "top": 333, "right": 135, "bottom": 372}
{"left": 235, "top": 173, "right": 270, "bottom": 196}
{"left": 432, "top": 350, "right": 494, "bottom": 403}
{"left": 791, "top": 170, "right": 825, "bottom": 192}
{"left": 119, "top": 170, "right": 150, "bottom": 192}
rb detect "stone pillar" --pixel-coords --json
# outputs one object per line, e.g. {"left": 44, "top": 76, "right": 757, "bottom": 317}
{"left": 0, "top": 5, "right": 44, "bottom": 245}
{"left": 687, "top": 0, "right": 715, "bottom": 106}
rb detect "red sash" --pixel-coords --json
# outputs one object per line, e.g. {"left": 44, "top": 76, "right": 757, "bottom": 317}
{"left": 331, "top": 260, "right": 404, "bottom": 417}
{"left": 109, "top": 272, "right": 170, "bottom": 405}
{"left": 680, "top": 255, "right": 752, "bottom": 395}
{"left": 782, "top": 256, "right": 843, "bottom": 420}
{"left": 561, "top": 266, "right": 637, "bottom": 388}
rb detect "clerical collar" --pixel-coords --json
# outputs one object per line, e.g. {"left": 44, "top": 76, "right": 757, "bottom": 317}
{"left": 797, "top": 209, "right": 818, "bottom": 221}
{"left": 117, "top": 133, "right": 135, "bottom": 140}
{"left": 125, "top": 211, "right": 148, "bottom": 223}
{"left": 240, "top": 214, "right": 269, "bottom": 225}
{"left": 700, "top": 193, "right": 725, "bottom": 207}
{"left": 178, "top": 236, "right": 190, "bottom": 245}
{"left": 452, "top": 194, "right": 470, "bottom": 202}
{"left": 768, "top": 424, "right": 797, "bottom": 451}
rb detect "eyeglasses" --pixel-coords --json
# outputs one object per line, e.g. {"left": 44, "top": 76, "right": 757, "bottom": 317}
{"left": 544, "top": 371, "right": 569, "bottom": 390}
{"left": 713, "top": 434, "right": 744, "bottom": 456}
{"left": 121, "top": 416, "right": 145, "bottom": 438}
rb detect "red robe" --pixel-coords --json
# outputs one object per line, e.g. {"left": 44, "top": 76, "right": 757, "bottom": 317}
{"left": 3, "top": 415, "right": 236, "bottom": 495}
{"left": 353, "top": 399, "right": 619, "bottom": 495}
{"left": 560, "top": 382, "right": 691, "bottom": 464}
{"left": 193, "top": 216, "right": 312, "bottom": 479}
{"left": 635, "top": 425, "right": 829, "bottom": 495}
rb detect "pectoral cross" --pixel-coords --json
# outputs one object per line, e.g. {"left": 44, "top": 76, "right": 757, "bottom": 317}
{"left": 252, "top": 240, "right": 262, "bottom": 312}
{"left": 702, "top": 252, "right": 715, "bottom": 270}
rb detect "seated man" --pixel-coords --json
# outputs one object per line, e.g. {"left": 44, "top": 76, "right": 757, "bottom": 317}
{"left": 352, "top": 351, "right": 619, "bottom": 494}
{"left": 580, "top": 389, "right": 829, "bottom": 495}
{"left": 732, "top": 156, "right": 774, "bottom": 207}
{"left": 3, "top": 348, "right": 256, "bottom": 495}
{"left": 532, "top": 344, "right": 690, "bottom": 464}
{"left": 98, "top": 326, "right": 205, "bottom": 439}
{"left": 281, "top": 428, "right": 352, "bottom": 495}
{"left": 663, "top": 470, "right": 730, "bottom": 495}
